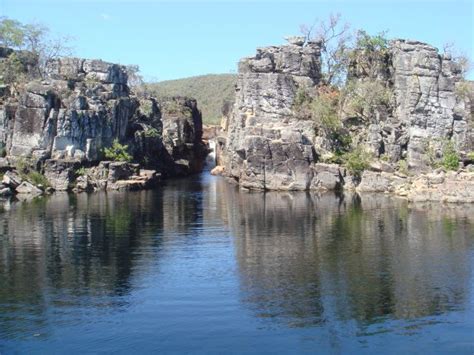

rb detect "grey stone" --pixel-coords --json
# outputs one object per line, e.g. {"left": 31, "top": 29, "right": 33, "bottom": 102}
{"left": 222, "top": 39, "right": 322, "bottom": 190}
{"left": 15, "top": 181, "right": 43, "bottom": 195}
{"left": 2, "top": 170, "right": 23, "bottom": 188}
{"left": 0, "top": 187, "right": 12, "bottom": 196}
{"left": 43, "top": 159, "right": 81, "bottom": 191}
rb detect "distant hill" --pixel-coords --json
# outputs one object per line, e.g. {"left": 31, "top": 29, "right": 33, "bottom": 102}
{"left": 147, "top": 74, "right": 237, "bottom": 125}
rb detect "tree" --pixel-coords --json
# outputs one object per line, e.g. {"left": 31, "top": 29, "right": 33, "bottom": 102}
{"left": 0, "top": 17, "right": 72, "bottom": 78}
{"left": 126, "top": 64, "right": 144, "bottom": 89}
{"left": 103, "top": 139, "right": 132, "bottom": 162}
{"left": 300, "top": 13, "right": 352, "bottom": 87}
{"left": 443, "top": 42, "right": 472, "bottom": 78}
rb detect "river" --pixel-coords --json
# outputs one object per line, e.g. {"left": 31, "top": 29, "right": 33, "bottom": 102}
{"left": 0, "top": 172, "right": 473, "bottom": 353}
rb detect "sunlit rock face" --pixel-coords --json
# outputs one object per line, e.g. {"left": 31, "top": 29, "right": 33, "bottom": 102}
{"left": 4, "top": 58, "right": 135, "bottom": 161}
{"left": 356, "top": 39, "right": 472, "bottom": 170}
{"left": 0, "top": 51, "right": 206, "bottom": 181}
{"left": 221, "top": 38, "right": 473, "bottom": 191}
{"left": 222, "top": 38, "right": 327, "bottom": 190}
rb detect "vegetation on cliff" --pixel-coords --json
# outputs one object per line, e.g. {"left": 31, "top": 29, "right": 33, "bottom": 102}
{"left": 293, "top": 15, "right": 471, "bottom": 176}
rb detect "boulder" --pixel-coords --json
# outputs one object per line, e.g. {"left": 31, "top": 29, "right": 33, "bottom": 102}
{"left": 43, "top": 159, "right": 81, "bottom": 191}
{"left": 2, "top": 170, "right": 23, "bottom": 189}
{"left": 0, "top": 187, "right": 12, "bottom": 197}
{"left": 15, "top": 181, "right": 43, "bottom": 195}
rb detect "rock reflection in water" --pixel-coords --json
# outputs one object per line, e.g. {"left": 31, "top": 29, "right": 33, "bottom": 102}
{"left": 221, "top": 188, "right": 473, "bottom": 329}
{"left": 0, "top": 175, "right": 473, "bottom": 352}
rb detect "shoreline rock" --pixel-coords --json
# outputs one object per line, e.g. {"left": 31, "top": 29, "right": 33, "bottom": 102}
{"left": 211, "top": 163, "right": 474, "bottom": 203}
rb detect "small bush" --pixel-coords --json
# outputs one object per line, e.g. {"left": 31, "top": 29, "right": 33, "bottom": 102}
{"left": 441, "top": 140, "right": 460, "bottom": 170}
{"left": 75, "top": 167, "right": 87, "bottom": 176}
{"left": 467, "top": 152, "right": 474, "bottom": 160}
{"left": 103, "top": 139, "right": 132, "bottom": 162}
{"left": 343, "top": 146, "right": 371, "bottom": 177}
{"left": 144, "top": 128, "right": 160, "bottom": 138}
{"left": 398, "top": 160, "right": 408, "bottom": 175}
{"left": 341, "top": 79, "right": 392, "bottom": 121}
{"left": 27, "top": 171, "right": 50, "bottom": 187}
{"left": 311, "top": 86, "right": 341, "bottom": 131}
{"left": 140, "top": 99, "right": 154, "bottom": 116}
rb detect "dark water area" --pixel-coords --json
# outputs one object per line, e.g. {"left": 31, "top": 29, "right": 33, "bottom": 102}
{"left": 0, "top": 173, "right": 473, "bottom": 354}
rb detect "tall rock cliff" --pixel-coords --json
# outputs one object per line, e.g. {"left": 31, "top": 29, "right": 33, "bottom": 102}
{"left": 0, "top": 51, "right": 206, "bottom": 182}
{"left": 220, "top": 37, "right": 473, "bottom": 191}
{"left": 349, "top": 39, "right": 472, "bottom": 169}
{"left": 223, "top": 37, "right": 324, "bottom": 190}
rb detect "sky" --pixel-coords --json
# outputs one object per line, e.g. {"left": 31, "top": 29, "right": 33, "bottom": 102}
{"left": 2, "top": 0, "right": 473, "bottom": 81}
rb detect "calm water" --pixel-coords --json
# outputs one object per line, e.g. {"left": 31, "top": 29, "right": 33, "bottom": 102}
{"left": 0, "top": 172, "right": 473, "bottom": 354}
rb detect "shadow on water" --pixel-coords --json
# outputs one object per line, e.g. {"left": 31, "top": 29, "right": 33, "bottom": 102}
{"left": 0, "top": 173, "right": 473, "bottom": 352}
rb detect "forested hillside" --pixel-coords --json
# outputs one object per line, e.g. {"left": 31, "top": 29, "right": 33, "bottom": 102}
{"left": 147, "top": 74, "right": 236, "bottom": 124}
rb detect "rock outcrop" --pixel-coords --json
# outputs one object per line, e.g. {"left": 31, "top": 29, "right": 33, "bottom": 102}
{"left": 350, "top": 39, "right": 472, "bottom": 169}
{"left": 222, "top": 37, "right": 323, "bottom": 190}
{"left": 218, "top": 37, "right": 473, "bottom": 197}
{"left": 0, "top": 50, "right": 207, "bottom": 195}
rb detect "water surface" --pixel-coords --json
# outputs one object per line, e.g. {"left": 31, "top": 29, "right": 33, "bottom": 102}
{"left": 0, "top": 173, "right": 473, "bottom": 353}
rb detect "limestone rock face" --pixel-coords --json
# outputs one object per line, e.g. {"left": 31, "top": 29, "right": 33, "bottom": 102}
{"left": 407, "top": 171, "right": 474, "bottom": 203}
{"left": 223, "top": 39, "right": 323, "bottom": 190}
{"left": 0, "top": 50, "right": 207, "bottom": 186}
{"left": 221, "top": 37, "right": 472, "bottom": 191}
{"left": 390, "top": 40, "right": 471, "bottom": 169}
{"left": 3, "top": 57, "right": 136, "bottom": 161}
{"left": 43, "top": 159, "right": 81, "bottom": 191}
{"left": 73, "top": 161, "right": 160, "bottom": 192}
{"left": 349, "top": 40, "right": 472, "bottom": 170}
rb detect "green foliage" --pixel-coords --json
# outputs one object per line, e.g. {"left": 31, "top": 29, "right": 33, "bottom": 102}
{"left": 144, "top": 128, "right": 160, "bottom": 138}
{"left": 139, "top": 99, "right": 154, "bottom": 116}
{"left": 0, "top": 18, "right": 25, "bottom": 48}
{"left": 398, "top": 159, "right": 408, "bottom": 175}
{"left": 27, "top": 171, "right": 50, "bottom": 187}
{"left": 311, "top": 88, "right": 340, "bottom": 131}
{"left": 75, "top": 167, "right": 86, "bottom": 176}
{"left": 293, "top": 85, "right": 352, "bottom": 154}
{"left": 441, "top": 140, "right": 460, "bottom": 170}
{"left": 146, "top": 74, "right": 236, "bottom": 125}
{"left": 293, "top": 86, "right": 312, "bottom": 108}
{"left": 380, "top": 153, "right": 390, "bottom": 162}
{"left": 103, "top": 139, "right": 132, "bottom": 162}
{"left": 0, "top": 17, "right": 72, "bottom": 78}
{"left": 14, "top": 157, "right": 50, "bottom": 187}
{"left": 0, "top": 52, "right": 27, "bottom": 92}
{"left": 467, "top": 152, "right": 474, "bottom": 160}
{"left": 424, "top": 139, "right": 460, "bottom": 170}
{"left": 301, "top": 13, "right": 351, "bottom": 87}
{"left": 343, "top": 146, "right": 371, "bottom": 177}
{"left": 355, "top": 30, "right": 389, "bottom": 52}
{"left": 455, "top": 81, "right": 472, "bottom": 100}
{"left": 341, "top": 79, "right": 392, "bottom": 120}
{"left": 163, "top": 100, "right": 188, "bottom": 116}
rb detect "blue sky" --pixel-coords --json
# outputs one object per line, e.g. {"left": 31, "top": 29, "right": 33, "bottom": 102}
{"left": 2, "top": 0, "right": 473, "bottom": 81}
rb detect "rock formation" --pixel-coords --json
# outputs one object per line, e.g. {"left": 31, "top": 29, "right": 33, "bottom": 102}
{"left": 218, "top": 37, "right": 473, "bottom": 199}
{"left": 349, "top": 39, "right": 472, "bottom": 169}
{"left": 222, "top": 37, "right": 324, "bottom": 190}
{"left": 0, "top": 49, "right": 207, "bottom": 195}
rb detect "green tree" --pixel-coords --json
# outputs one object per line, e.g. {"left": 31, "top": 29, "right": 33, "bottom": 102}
{"left": 0, "top": 17, "right": 72, "bottom": 78}
{"left": 103, "top": 139, "right": 133, "bottom": 162}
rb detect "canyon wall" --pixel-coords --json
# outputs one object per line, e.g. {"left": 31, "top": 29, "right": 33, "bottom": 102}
{"left": 0, "top": 50, "right": 207, "bottom": 191}
{"left": 219, "top": 37, "right": 473, "bottom": 193}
